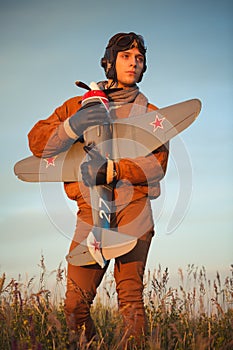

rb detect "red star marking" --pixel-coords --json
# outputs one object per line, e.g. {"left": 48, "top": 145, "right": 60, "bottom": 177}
{"left": 91, "top": 238, "right": 101, "bottom": 252}
{"left": 150, "top": 115, "right": 165, "bottom": 132}
{"left": 44, "top": 156, "right": 57, "bottom": 168}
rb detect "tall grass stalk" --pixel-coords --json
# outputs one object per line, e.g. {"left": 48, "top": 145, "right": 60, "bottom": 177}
{"left": 0, "top": 260, "right": 232, "bottom": 349}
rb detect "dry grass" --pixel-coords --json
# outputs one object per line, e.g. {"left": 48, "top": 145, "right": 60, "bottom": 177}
{"left": 0, "top": 258, "right": 233, "bottom": 349}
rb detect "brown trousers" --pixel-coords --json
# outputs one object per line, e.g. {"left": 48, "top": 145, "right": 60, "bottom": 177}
{"left": 64, "top": 197, "right": 154, "bottom": 345}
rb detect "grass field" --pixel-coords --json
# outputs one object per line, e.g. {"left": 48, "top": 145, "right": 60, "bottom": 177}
{"left": 0, "top": 258, "right": 232, "bottom": 349}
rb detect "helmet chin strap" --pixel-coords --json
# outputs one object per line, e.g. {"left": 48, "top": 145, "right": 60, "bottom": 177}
{"left": 106, "top": 79, "right": 117, "bottom": 89}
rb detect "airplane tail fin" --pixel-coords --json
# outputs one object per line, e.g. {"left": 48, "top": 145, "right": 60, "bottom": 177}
{"left": 66, "top": 227, "right": 137, "bottom": 267}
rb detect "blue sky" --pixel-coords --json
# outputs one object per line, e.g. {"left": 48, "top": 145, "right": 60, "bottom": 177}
{"left": 0, "top": 0, "right": 232, "bottom": 282}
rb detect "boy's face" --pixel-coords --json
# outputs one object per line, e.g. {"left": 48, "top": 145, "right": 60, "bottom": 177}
{"left": 115, "top": 47, "right": 145, "bottom": 88}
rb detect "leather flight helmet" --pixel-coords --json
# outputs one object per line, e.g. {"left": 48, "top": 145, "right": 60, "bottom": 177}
{"left": 101, "top": 32, "right": 147, "bottom": 83}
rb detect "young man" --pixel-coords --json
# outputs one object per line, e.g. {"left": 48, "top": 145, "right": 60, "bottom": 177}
{"left": 28, "top": 32, "right": 169, "bottom": 348}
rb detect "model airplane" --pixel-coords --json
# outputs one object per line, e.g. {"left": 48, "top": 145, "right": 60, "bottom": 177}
{"left": 14, "top": 83, "right": 202, "bottom": 267}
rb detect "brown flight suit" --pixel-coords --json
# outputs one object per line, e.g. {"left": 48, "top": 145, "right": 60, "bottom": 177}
{"left": 28, "top": 95, "right": 169, "bottom": 346}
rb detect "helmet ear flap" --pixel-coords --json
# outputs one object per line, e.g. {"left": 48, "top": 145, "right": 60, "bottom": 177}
{"left": 100, "top": 54, "right": 115, "bottom": 79}
{"left": 101, "top": 47, "right": 112, "bottom": 72}
{"left": 101, "top": 57, "right": 107, "bottom": 69}
{"left": 137, "top": 62, "right": 147, "bottom": 83}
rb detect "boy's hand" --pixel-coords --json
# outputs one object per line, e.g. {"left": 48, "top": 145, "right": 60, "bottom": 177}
{"left": 68, "top": 104, "right": 109, "bottom": 137}
{"left": 81, "top": 145, "right": 116, "bottom": 186}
